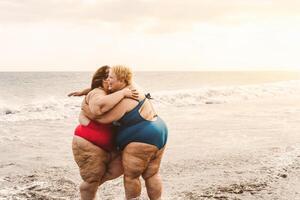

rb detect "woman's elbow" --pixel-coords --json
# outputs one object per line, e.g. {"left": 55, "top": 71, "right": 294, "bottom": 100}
{"left": 95, "top": 106, "right": 111, "bottom": 116}
{"left": 89, "top": 106, "right": 104, "bottom": 116}
{"left": 99, "top": 106, "right": 110, "bottom": 114}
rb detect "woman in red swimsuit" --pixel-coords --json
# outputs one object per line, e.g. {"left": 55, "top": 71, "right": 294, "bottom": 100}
{"left": 70, "top": 66, "right": 138, "bottom": 200}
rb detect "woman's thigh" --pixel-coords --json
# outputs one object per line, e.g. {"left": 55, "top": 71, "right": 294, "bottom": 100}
{"left": 101, "top": 151, "right": 123, "bottom": 182}
{"left": 142, "top": 147, "right": 165, "bottom": 179}
{"left": 122, "top": 142, "right": 159, "bottom": 177}
{"left": 72, "top": 136, "right": 110, "bottom": 182}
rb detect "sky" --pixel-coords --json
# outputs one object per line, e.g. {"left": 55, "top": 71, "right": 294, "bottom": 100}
{"left": 0, "top": 0, "right": 300, "bottom": 71}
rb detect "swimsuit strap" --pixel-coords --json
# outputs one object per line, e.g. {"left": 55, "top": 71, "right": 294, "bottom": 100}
{"left": 145, "top": 93, "right": 158, "bottom": 118}
{"left": 145, "top": 93, "right": 153, "bottom": 99}
{"left": 137, "top": 96, "right": 158, "bottom": 118}
{"left": 131, "top": 92, "right": 152, "bottom": 103}
{"left": 136, "top": 98, "right": 147, "bottom": 110}
{"left": 134, "top": 93, "right": 152, "bottom": 109}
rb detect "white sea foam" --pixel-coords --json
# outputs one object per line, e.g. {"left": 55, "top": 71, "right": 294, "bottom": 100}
{"left": 1, "top": 80, "right": 299, "bottom": 122}
{"left": 0, "top": 97, "right": 82, "bottom": 122}
{"left": 152, "top": 80, "right": 300, "bottom": 106}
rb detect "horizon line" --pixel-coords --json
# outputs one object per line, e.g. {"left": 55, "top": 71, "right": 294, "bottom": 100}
{"left": 1, "top": 69, "right": 300, "bottom": 72}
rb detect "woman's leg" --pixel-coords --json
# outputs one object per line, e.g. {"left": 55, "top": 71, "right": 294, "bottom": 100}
{"left": 100, "top": 151, "right": 123, "bottom": 184}
{"left": 79, "top": 182, "right": 99, "bottom": 200}
{"left": 142, "top": 147, "right": 165, "bottom": 200}
{"left": 122, "top": 142, "right": 158, "bottom": 200}
{"left": 72, "top": 136, "right": 110, "bottom": 200}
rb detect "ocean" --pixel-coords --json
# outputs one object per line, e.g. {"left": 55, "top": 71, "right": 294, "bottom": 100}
{"left": 1, "top": 71, "right": 300, "bottom": 122}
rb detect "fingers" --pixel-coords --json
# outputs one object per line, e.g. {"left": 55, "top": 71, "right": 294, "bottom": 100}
{"left": 68, "top": 92, "right": 76, "bottom": 97}
{"left": 68, "top": 92, "right": 81, "bottom": 97}
{"left": 123, "top": 88, "right": 139, "bottom": 100}
{"left": 130, "top": 89, "right": 139, "bottom": 100}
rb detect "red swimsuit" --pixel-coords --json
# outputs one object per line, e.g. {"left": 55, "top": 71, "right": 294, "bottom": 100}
{"left": 74, "top": 121, "right": 115, "bottom": 152}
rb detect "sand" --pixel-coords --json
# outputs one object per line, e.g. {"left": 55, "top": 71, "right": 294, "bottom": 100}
{"left": 0, "top": 96, "right": 300, "bottom": 200}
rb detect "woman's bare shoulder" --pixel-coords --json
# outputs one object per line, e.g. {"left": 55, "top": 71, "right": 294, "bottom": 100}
{"left": 89, "top": 88, "right": 106, "bottom": 95}
{"left": 130, "top": 82, "right": 146, "bottom": 100}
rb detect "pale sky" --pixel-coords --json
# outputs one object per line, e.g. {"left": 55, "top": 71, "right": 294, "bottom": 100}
{"left": 1, "top": 0, "right": 300, "bottom": 71}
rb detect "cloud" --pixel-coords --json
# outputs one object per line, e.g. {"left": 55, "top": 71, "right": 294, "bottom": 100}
{"left": 1, "top": 0, "right": 300, "bottom": 31}
{"left": 1, "top": 0, "right": 300, "bottom": 42}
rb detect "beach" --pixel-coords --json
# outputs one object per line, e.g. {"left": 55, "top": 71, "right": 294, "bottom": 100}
{"left": 0, "top": 71, "right": 300, "bottom": 200}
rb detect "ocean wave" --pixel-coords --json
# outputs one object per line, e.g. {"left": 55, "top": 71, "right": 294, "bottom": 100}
{"left": 1, "top": 80, "right": 299, "bottom": 122}
{"left": 0, "top": 97, "right": 82, "bottom": 122}
{"left": 152, "top": 80, "right": 300, "bottom": 106}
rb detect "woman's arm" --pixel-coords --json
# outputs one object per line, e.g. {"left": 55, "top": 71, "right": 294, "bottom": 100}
{"left": 83, "top": 98, "right": 137, "bottom": 124}
{"left": 68, "top": 88, "right": 91, "bottom": 97}
{"left": 95, "top": 98, "right": 136, "bottom": 124}
{"left": 87, "top": 88, "right": 138, "bottom": 116}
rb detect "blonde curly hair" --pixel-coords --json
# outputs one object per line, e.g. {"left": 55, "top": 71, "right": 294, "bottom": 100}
{"left": 111, "top": 65, "right": 133, "bottom": 85}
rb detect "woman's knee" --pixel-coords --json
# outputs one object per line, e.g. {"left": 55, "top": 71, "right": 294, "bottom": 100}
{"left": 80, "top": 181, "right": 99, "bottom": 193}
{"left": 123, "top": 160, "right": 146, "bottom": 179}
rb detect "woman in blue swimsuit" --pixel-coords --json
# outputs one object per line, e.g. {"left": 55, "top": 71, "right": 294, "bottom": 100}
{"left": 83, "top": 65, "right": 168, "bottom": 200}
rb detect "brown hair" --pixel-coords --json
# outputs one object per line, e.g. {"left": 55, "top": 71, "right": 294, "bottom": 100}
{"left": 111, "top": 65, "right": 133, "bottom": 85}
{"left": 91, "top": 65, "right": 110, "bottom": 89}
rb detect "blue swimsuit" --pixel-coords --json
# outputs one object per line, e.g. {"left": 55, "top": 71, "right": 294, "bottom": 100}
{"left": 114, "top": 97, "right": 168, "bottom": 150}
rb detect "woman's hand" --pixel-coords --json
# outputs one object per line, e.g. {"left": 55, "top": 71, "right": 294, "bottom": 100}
{"left": 68, "top": 88, "right": 91, "bottom": 97}
{"left": 122, "top": 88, "right": 139, "bottom": 100}
{"left": 68, "top": 91, "right": 84, "bottom": 97}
